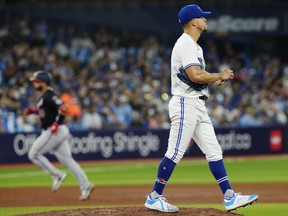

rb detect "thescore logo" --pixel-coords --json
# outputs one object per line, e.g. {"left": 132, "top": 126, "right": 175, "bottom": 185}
{"left": 13, "top": 132, "right": 160, "bottom": 158}
{"left": 217, "top": 130, "right": 251, "bottom": 151}
{"left": 208, "top": 15, "right": 279, "bottom": 32}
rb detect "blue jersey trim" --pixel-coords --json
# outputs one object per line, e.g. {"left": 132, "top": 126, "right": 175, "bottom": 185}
{"left": 171, "top": 97, "right": 184, "bottom": 161}
{"left": 183, "top": 63, "right": 200, "bottom": 70}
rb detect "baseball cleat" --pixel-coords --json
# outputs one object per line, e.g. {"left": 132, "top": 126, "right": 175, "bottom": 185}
{"left": 52, "top": 172, "right": 67, "bottom": 192}
{"left": 79, "top": 184, "right": 95, "bottom": 201}
{"left": 145, "top": 195, "right": 179, "bottom": 213}
{"left": 224, "top": 192, "right": 258, "bottom": 212}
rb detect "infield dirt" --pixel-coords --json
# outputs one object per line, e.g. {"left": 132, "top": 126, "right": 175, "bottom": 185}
{"left": 1, "top": 183, "right": 287, "bottom": 215}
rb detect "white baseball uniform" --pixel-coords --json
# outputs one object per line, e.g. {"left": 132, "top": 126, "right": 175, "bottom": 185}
{"left": 165, "top": 33, "right": 223, "bottom": 163}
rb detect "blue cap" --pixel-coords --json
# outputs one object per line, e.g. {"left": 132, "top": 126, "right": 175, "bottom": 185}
{"left": 178, "top": 4, "right": 211, "bottom": 24}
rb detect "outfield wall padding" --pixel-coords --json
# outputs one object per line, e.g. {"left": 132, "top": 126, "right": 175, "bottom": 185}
{"left": 0, "top": 127, "right": 286, "bottom": 164}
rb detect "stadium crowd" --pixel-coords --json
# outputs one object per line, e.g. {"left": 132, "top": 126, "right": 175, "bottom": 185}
{"left": 1, "top": 13, "right": 288, "bottom": 133}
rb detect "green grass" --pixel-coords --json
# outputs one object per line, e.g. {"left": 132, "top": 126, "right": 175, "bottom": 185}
{"left": 0, "top": 156, "right": 287, "bottom": 187}
{"left": 182, "top": 204, "right": 288, "bottom": 216}
{"left": 0, "top": 206, "right": 72, "bottom": 216}
{"left": 0, "top": 206, "right": 92, "bottom": 216}
{"left": 1, "top": 204, "right": 288, "bottom": 216}
{"left": 0, "top": 156, "right": 287, "bottom": 215}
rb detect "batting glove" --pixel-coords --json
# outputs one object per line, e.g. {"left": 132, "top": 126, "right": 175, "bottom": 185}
{"left": 24, "top": 108, "right": 37, "bottom": 115}
{"left": 50, "top": 122, "right": 59, "bottom": 133}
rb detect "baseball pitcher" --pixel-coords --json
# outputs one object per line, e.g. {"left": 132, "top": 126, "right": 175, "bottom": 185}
{"left": 145, "top": 4, "right": 258, "bottom": 213}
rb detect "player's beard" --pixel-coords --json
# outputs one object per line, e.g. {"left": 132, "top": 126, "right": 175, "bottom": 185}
{"left": 202, "top": 24, "right": 208, "bottom": 32}
{"left": 198, "top": 25, "right": 208, "bottom": 33}
{"left": 35, "top": 86, "right": 43, "bottom": 91}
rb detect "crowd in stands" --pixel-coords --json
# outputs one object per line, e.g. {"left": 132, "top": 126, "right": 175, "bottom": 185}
{"left": 1, "top": 12, "right": 288, "bottom": 133}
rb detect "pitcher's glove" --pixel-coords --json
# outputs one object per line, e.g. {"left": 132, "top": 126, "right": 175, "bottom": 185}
{"left": 177, "top": 67, "right": 207, "bottom": 91}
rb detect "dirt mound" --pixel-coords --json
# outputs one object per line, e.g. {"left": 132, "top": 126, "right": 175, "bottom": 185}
{"left": 22, "top": 207, "right": 243, "bottom": 216}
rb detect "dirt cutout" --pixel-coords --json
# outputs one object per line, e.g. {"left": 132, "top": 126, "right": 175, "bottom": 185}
{"left": 2, "top": 183, "right": 287, "bottom": 216}
{"left": 22, "top": 207, "right": 243, "bottom": 216}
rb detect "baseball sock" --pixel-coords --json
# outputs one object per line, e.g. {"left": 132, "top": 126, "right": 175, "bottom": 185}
{"left": 151, "top": 157, "right": 176, "bottom": 198}
{"left": 224, "top": 189, "right": 235, "bottom": 200}
{"left": 208, "top": 159, "right": 232, "bottom": 195}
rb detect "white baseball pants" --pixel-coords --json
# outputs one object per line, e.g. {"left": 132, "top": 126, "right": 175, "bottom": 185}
{"left": 28, "top": 125, "right": 90, "bottom": 190}
{"left": 165, "top": 96, "right": 223, "bottom": 164}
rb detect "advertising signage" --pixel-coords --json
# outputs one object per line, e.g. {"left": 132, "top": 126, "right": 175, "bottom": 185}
{"left": 207, "top": 15, "right": 279, "bottom": 34}
{"left": 199, "top": 4, "right": 286, "bottom": 35}
{"left": 2, "top": 4, "right": 287, "bottom": 36}
{"left": 0, "top": 127, "right": 286, "bottom": 164}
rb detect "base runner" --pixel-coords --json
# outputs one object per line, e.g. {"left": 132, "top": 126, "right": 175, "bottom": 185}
{"left": 25, "top": 70, "right": 94, "bottom": 200}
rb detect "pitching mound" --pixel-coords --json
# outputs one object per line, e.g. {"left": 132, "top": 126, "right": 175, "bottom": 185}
{"left": 22, "top": 207, "right": 243, "bottom": 216}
